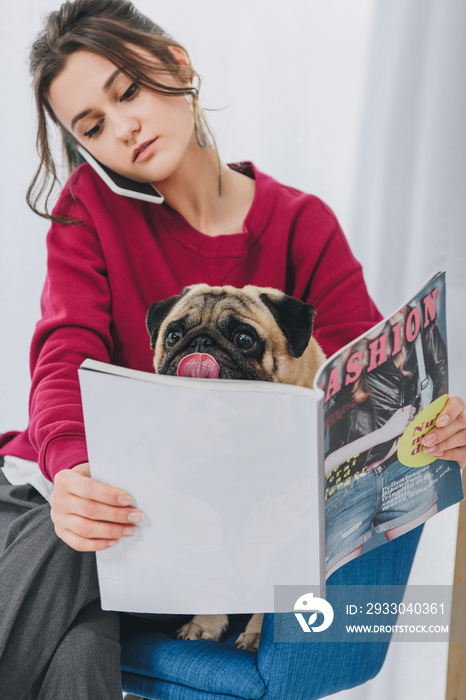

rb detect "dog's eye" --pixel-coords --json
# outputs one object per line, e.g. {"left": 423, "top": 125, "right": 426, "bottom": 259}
{"left": 166, "top": 330, "right": 183, "bottom": 347}
{"left": 234, "top": 332, "right": 255, "bottom": 350}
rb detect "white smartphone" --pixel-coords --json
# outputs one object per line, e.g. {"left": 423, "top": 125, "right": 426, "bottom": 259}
{"left": 77, "top": 145, "right": 164, "bottom": 204}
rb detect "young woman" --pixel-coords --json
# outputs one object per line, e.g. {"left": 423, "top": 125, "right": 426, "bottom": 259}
{"left": 0, "top": 1, "right": 465, "bottom": 697}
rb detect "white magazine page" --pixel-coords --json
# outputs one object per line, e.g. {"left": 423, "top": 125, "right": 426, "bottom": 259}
{"left": 79, "top": 364, "right": 324, "bottom": 614}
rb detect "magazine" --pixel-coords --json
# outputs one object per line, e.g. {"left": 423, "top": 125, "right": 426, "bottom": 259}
{"left": 78, "top": 270, "right": 463, "bottom": 614}
{"left": 314, "top": 270, "right": 463, "bottom": 576}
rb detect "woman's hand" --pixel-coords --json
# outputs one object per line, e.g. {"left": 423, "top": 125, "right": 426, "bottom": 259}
{"left": 382, "top": 404, "right": 417, "bottom": 440}
{"left": 50, "top": 462, "right": 144, "bottom": 551}
{"left": 363, "top": 405, "right": 415, "bottom": 471}
{"left": 422, "top": 395, "right": 466, "bottom": 468}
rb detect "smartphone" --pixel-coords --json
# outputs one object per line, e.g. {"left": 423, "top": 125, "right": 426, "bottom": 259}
{"left": 77, "top": 145, "right": 164, "bottom": 204}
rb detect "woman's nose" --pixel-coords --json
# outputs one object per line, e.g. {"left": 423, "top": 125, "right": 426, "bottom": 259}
{"left": 113, "top": 113, "right": 141, "bottom": 143}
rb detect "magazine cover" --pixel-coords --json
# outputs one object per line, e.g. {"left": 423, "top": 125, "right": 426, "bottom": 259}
{"left": 315, "top": 271, "right": 464, "bottom": 577}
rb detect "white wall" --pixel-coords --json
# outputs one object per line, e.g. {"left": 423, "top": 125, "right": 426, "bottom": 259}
{"left": 335, "top": 2, "right": 466, "bottom": 698}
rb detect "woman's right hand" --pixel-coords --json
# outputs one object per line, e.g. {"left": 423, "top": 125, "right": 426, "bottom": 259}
{"left": 50, "top": 462, "right": 144, "bottom": 551}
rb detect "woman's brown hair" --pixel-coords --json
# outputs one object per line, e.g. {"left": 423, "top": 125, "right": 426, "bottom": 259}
{"left": 28, "top": 0, "right": 214, "bottom": 222}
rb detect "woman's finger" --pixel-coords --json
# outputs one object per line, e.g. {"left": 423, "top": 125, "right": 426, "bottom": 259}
{"left": 53, "top": 492, "right": 143, "bottom": 525}
{"left": 54, "top": 466, "right": 134, "bottom": 507}
{"left": 59, "top": 513, "right": 137, "bottom": 541}
{"left": 423, "top": 428, "right": 466, "bottom": 468}
{"left": 422, "top": 406, "right": 466, "bottom": 452}
{"left": 54, "top": 526, "right": 121, "bottom": 552}
{"left": 435, "top": 395, "right": 466, "bottom": 428}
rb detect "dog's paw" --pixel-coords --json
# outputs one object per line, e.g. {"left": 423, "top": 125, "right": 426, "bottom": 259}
{"left": 234, "top": 631, "right": 261, "bottom": 652}
{"left": 176, "top": 615, "right": 228, "bottom": 642}
{"left": 177, "top": 621, "right": 214, "bottom": 641}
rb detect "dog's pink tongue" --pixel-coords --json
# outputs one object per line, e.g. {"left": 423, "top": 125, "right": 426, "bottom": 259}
{"left": 177, "top": 353, "right": 220, "bottom": 379}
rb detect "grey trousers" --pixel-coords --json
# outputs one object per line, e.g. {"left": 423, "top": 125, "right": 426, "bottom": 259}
{"left": 0, "top": 468, "right": 123, "bottom": 699}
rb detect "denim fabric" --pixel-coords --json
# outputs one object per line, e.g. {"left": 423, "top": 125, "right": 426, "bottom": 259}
{"left": 325, "top": 460, "right": 436, "bottom": 570}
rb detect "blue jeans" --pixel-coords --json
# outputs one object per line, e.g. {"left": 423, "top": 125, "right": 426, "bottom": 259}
{"left": 325, "top": 459, "right": 438, "bottom": 572}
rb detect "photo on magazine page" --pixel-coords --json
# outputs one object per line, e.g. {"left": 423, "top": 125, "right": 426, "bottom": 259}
{"left": 316, "top": 272, "right": 464, "bottom": 578}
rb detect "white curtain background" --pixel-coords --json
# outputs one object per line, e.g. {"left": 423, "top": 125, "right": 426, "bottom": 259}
{"left": 1, "top": 1, "right": 464, "bottom": 698}
{"left": 330, "top": 0, "right": 466, "bottom": 699}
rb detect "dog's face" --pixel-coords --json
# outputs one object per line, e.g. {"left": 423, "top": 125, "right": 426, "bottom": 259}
{"left": 146, "top": 284, "right": 325, "bottom": 387}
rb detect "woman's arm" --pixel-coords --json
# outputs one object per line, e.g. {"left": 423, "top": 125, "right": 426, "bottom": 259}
{"left": 28, "top": 197, "right": 113, "bottom": 482}
{"left": 292, "top": 199, "right": 383, "bottom": 358}
{"left": 29, "top": 187, "right": 143, "bottom": 549}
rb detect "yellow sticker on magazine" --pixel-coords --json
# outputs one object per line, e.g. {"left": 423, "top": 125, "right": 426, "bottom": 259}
{"left": 397, "top": 394, "right": 449, "bottom": 467}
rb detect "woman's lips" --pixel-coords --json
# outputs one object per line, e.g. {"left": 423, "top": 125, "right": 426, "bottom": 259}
{"left": 133, "top": 138, "right": 158, "bottom": 163}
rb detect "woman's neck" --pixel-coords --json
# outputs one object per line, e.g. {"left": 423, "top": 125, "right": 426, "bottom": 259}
{"left": 153, "top": 138, "right": 255, "bottom": 237}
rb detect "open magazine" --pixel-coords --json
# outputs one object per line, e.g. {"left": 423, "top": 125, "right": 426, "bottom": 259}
{"left": 78, "top": 270, "right": 463, "bottom": 614}
{"left": 314, "top": 270, "right": 463, "bottom": 576}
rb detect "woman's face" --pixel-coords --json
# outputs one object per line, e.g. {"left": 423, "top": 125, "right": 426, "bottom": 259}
{"left": 48, "top": 49, "right": 196, "bottom": 184}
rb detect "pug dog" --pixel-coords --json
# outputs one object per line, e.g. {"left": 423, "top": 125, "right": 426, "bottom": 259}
{"left": 146, "top": 284, "right": 326, "bottom": 651}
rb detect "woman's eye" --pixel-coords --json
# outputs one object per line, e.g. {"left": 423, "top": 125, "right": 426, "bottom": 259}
{"left": 166, "top": 330, "right": 183, "bottom": 347}
{"left": 84, "top": 120, "right": 103, "bottom": 139}
{"left": 234, "top": 332, "right": 255, "bottom": 350}
{"left": 121, "top": 82, "right": 139, "bottom": 101}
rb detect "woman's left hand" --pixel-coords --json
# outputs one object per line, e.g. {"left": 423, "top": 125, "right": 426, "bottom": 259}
{"left": 422, "top": 395, "right": 466, "bottom": 468}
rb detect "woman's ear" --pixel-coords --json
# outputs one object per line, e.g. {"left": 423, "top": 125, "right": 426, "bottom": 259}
{"left": 167, "top": 46, "right": 194, "bottom": 86}
{"left": 168, "top": 45, "right": 191, "bottom": 68}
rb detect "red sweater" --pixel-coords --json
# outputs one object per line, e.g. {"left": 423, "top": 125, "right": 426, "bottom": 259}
{"left": 0, "top": 162, "right": 381, "bottom": 481}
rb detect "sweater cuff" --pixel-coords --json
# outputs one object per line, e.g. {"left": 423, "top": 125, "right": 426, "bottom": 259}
{"left": 41, "top": 435, "right": 89, "bottom": 483}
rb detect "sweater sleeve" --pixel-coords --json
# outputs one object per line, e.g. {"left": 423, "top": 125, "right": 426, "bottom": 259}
{"left": 28, "top": 191, "right": 113, "bottom": 483}
{"left": 296, "top": 200, "right": 383, "bottom": 357}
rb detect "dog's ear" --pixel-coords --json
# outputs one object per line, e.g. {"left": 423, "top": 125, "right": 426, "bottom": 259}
{"left": 146, "top": 293, "right": 185, "bottom": 349}
{"left": 259, "top": 293, "right": 316, "bottom": 358}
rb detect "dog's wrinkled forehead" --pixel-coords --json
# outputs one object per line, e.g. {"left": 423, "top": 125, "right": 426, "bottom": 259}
{"left": 169, "top": 290, "right": 257, "bottom": 330}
